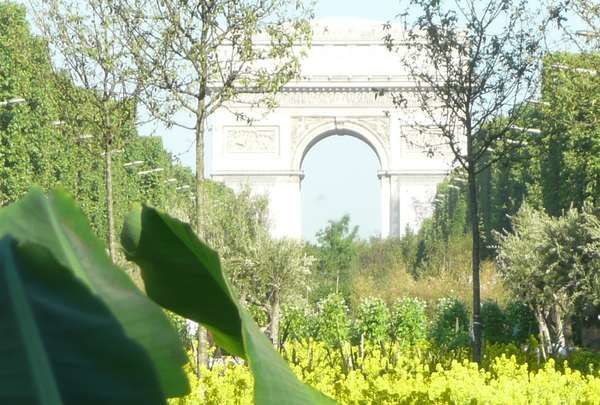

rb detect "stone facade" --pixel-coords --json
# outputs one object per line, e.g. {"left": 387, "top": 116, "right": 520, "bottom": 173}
{"left": 210, "top": 18, "right": 455, "bottom": 239}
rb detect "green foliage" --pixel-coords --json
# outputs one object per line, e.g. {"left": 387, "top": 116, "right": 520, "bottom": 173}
{"left": 481, "top": 300, "right": 510, "bottom": 343}
{"left": 313, "top": 293, "right": 350, "bottom": 346}
{"left": 429, "top": 298, "right": 471, "bottom": 350}
{"left": 389, "top": 297, "right": 428, "bottom": 346}
{"left": 567, "top": 349, "right": 600, "bottom": 374}
{"left": 0, "top": 3, "right": 74, "bottom": 205}
{"left": 280, "top": 305, "right": 314, "bottom": 345}
{"left": 313, "top": 215, "right": 358, "bottom": 298}
{"left": 504, "top": 301, "right": 538, "bottom": 344}
{"left": 0, "top": 189, "right": 189, "bottom": 403}
{"left": 496, "top": 203, "right": 600, "bottom": 349}
{"left": 352, "top": 297, "right": 390, "bottom": 344}
{"left": 0, "top": 2, "right": 196, "bottom": 254}
{"left": 401, "top": 53, "right": 600, "bottom": 265}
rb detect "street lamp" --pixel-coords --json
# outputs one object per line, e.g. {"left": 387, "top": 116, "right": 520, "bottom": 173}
{"left": 575, "top": 31, "right": 599, "bottom": 39}
{"left": 0, "top": 97, "right": 26, "bottom": 107}
{"left": 123, "top": 160, "right": 144, "bottom": 168}
{"left": 550, "top": 63, "right": 597, "bottom": 76}
{"left": 137, "top": 168, "right": 164, "bottom": 176}
{"left": 509, "top": 125, "right": 542, "bottom": 136}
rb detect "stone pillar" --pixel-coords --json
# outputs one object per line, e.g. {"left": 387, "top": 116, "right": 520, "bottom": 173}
{"left": 389, "top": 174, "right": 402, "bottom": 237}
{"left": 378, "top": 171, "right": 392, "bottom": 238}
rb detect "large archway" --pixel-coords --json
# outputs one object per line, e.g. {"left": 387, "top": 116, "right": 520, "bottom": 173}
{"left": 300, "top": 132, "right": 382, "bottom": 240}
{"left": 209, "top": 18, "right": 454, "bottom": 239}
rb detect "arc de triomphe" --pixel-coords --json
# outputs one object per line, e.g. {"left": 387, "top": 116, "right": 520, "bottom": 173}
{"left": 210, "top": 18, "right": 454, "bottom": 239}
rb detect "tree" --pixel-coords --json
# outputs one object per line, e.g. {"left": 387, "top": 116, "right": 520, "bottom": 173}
{"left": 496, "top": 203, "right": 600, "bottom": 356}
{"left": 259, "top": 238, "right": 314, "bottom": 348}
{"left": 116, "top": 0, "right": 311, "bottom": 366}
{"left": 384, "top": 0, "right": 548, "bottom": 362}
{"left": 200, "top": 183, "right": 270, "bottom": 305}
{"left": 32, "top": 0, "right": 142, "bottom": 261}
{"left": 197, "top": 184, "right": 314, "bottom": 349}
{"left": 314, "top": 215, "right": 359, "bottom": 297}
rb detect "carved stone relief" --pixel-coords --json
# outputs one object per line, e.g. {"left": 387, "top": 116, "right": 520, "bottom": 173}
{"left": 411, "top": 195, "right": 435, "bottom": 226}
{"left": 225, "top": 126, "right": 280, "bottom": 154}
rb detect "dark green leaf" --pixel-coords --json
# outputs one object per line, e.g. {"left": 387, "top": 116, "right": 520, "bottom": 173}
{"left": 0, "top": 188, "right": 189, "bottom": 400}
{"left": 1, "top": 236, "right": 167, "bottom": 404}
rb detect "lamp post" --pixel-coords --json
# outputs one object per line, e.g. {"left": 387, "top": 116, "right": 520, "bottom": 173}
{"left": 0, "top": 97, "right": 26, "bottom": 107}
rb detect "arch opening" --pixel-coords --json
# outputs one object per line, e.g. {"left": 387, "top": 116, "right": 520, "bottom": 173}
{"left": 300, "top": 131, "right": 382, "bottom": 241}
{"left": 299, "top": 129, "right": 384, "bottom": 170}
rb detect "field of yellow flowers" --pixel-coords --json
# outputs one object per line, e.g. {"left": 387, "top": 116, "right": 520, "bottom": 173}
{"left": 170, "top": 341, "right": 600, "bottom": 404}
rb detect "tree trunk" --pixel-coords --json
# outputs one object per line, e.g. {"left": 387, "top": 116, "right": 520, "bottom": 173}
{"left": 553, "top": 303, "right": 567, "bottom": 351}
{"left": 534, "top": 306, "right": 548, "bottom": 361}
{"left": 270, "top": 288, "right": 281, "bottom": 349}
{"left": 104, "top": 134, "right": 116, "bottom": 262}
{"left": 468, "top": 164, "right": 482, "bottom": 363}
{"left": 195, "top": 97, "right": 209, "bottom": 369}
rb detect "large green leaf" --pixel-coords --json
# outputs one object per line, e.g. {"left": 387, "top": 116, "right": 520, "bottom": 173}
{"left": 0, "top": 237, "right": 166, "bottom": 404}
{"left": 0, "top": 188, "right": 189, "bottom": 401}
{"left": 122, "top": 205, "right": 336, "bottom": 404}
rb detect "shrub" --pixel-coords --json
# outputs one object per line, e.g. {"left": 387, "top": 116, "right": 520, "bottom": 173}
{"left": 567, "top": 349, "right": 600, "bottom": 374}
{"left": 279, "top": 305, "right": 314, "bottom": 344}
{"left": 481, "top": 300, "right": 509, "bottom": 343}
{"left": 352, "top": 297, "right": 390, "bottom": 344}
{"left": 389, "top": 297, "right": 428, "bottom": 345}
{"left": 313, "top": 293, "right": 350, "bottom": 346}
{"left": 430, "top": 298, "right": 471, "bottom": 349}
{"left": 504, "top": 301, "right": 538, "bottom": 344}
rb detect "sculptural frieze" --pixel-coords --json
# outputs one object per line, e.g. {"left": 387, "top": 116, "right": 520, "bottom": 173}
{"left": 225, "top": 126, "right": 280, "bottom": 154}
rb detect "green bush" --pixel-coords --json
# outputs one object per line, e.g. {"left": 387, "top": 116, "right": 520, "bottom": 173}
{"left": 313, "top": 293, "right": 350, "bottom": 346}
{"left": 504, "top": 301, "right": 538, "bottom": 344}
{"left": 566, "top": 349, "right": 600, "bottom": 374}
{"left": 352, "top": 297, "right": 390, "bottom": 344}
{"left": 430, "top": 298, "right": 471, "bottom": 349}
{"left": 279, "top": 305, "right": 314, "bottom": 344}
{"left": 389, "top": 297, "right": 428, "bottom": 345}
{"left": 481, "top": 300, "right": 510, "bottom": 343}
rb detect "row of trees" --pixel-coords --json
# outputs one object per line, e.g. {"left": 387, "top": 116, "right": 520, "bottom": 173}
{"left": 0, "top": 3, "right": 196, "bottom": 249}
{"left": 382, "top": 0, "right": 598, "bottom": 362}
{"left": 28, "top": 0, "right": 311, "bottom": 262}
